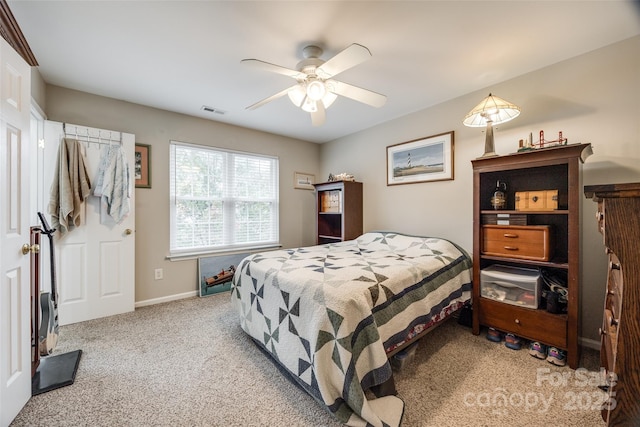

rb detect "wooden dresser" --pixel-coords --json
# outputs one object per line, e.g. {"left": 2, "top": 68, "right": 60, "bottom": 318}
{"left": 584, "top": 182, "right": 640, "bottom": 426}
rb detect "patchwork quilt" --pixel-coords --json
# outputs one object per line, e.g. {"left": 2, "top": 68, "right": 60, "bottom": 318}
{"left": 231, "top": 232, "right": 472, "bottom": 426}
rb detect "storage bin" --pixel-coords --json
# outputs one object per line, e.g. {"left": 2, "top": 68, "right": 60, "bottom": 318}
{"left": 480, "top": 264, "right": 541, "bottom": 309}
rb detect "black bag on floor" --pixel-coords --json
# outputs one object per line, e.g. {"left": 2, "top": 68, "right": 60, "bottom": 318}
{"left": 457, "top": 300, "right": 473, "bottom": 328}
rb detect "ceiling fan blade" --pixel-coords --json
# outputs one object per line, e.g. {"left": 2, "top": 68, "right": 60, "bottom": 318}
{"left": 328, "top": 80, "right": 387, "bottom": 108}
{"left": 316, "top": 43, "right": 372, "bottom": 79}
{"left": 246, "top": 85, "right": 298, "bottom": 110}
{"left": 310, "top": 102, "right": 326, "bottom": 126}
{"left": 241, "top": 59, "right": 307, "bottom": 80}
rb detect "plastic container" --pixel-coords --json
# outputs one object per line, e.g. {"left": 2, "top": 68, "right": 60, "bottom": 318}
{"left": 480, "top": 264, "right": 541, "bottom": 309}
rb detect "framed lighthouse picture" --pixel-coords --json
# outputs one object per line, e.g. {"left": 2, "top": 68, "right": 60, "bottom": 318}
{"left": 386, "top": 131, "right": 454, "bottom": 185}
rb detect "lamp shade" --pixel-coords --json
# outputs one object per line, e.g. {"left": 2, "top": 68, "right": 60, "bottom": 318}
{"left": 287, "top": 85, "right": 306, "bottom": 107}
{"left": 463, "top": 93, "right": 520, "bottom": 127}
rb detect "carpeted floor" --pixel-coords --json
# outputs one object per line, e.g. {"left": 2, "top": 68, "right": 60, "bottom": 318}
{"left": 12, "top": 294, "right": 605, "bottom": 426}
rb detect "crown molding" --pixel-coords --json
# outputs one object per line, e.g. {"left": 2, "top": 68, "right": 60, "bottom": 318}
{"left": 0, "top": 0, "right": 37, "bottom": 66}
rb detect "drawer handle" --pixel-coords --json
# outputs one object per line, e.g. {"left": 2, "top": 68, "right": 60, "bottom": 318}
{"left": 610, "top": 262, "right": 621, "bottom": 270}
{"left": 611, "top": 317, "right": 619, "bottom": 327}
{"left": 514, "top": 319, "right": 520, "bottom": 325}
{"left": 503, "top": 246, "right": 519, "bottom": 251}
{"left": 599, "top": 327, "right": 607, "bottom": 336}
{"left": 596, "top": 210, "right": 604, "bottom": 221}
{"left": 608, "top": 289, "right": 615, "bottom": 296}
{"left": 503, "top": 233, "right": 519, "bottom": 238}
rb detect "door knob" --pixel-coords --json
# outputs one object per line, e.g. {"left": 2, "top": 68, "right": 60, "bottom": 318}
{"left": 125, "top": 229, "right": 133, "bottom": 235}
{"left": 22, "top": 243, "right": 39, "bottom": 255}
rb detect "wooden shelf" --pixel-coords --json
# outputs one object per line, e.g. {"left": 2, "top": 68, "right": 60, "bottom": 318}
{"left": 314, "top": 181, "right": 362, "bottom": 244}
{"left": 471, "top": 143, "right": 592, "bottom": 369}
{"left": 481, "top": 209, "right": 569, "bottom": 215}
{"left": 480, "top": 255, "right": 569, "bottom": 269}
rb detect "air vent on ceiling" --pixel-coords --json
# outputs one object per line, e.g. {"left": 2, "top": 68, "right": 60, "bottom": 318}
{"left": 201, "top": 105, "right": 226, "bottom": 115}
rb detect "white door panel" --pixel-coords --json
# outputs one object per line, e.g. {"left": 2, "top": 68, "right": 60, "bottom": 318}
{"left": 0, "top": 37, "right": 31, "bottom": 427}
{"left": 42, "top": 121, "right": 135, "bottom": 325}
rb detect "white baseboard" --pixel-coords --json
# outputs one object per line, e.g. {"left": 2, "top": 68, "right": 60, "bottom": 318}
{"left": 580, "top": 336, "right": 601, "bottom": 351}
{"left": 135, "top": 290, "right": 198, "bottom": 308}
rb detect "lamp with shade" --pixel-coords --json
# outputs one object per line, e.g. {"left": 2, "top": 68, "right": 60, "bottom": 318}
{"left": 463, "top": 93, "right": 521, "bottom": 158}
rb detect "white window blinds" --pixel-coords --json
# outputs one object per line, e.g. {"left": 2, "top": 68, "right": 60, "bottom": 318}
{"left": 169, "top": 141, "right": 279, "bottom": 255}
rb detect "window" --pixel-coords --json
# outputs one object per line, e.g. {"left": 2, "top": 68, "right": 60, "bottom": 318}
{"left": 169, "top": 141, "right": 279, "bottom": 256}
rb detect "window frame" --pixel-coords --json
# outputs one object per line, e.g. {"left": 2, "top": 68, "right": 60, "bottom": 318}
{"left": 169, "top": 140, "right": 280, "bottom": 258}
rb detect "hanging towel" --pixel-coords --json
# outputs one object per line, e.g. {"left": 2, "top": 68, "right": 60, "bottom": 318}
{"left": 93, "top": 144, "right": 130, "bottom": 223}
{"left": 47, "top": 138, "right": 92, "bottom": 235}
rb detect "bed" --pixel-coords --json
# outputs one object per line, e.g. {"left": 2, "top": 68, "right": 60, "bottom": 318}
{"left": 230, "top": 231, "right": 472, "bottom": 426}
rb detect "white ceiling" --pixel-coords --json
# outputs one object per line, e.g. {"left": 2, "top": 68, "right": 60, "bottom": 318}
{"left": 8, "top": 1, "right": 640, "bottom": 143}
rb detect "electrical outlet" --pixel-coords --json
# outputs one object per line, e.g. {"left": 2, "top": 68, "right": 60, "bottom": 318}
{"left": 154, "top": 268, "right": 163, "bottom": 280}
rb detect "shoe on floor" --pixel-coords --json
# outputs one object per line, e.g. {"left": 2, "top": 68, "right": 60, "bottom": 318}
{"left": 504, "top": 333, "right": 523, "bottom": 350}
{"left": 546, "top": 347, "right": 567, "bottom": 366}
{"left": 486, "top": 327, "right": 504, "bottom": 342}
{"left": 529, "top": 341, "right": 548, "bottom": 359}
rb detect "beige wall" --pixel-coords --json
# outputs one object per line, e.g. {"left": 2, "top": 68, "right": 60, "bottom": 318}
{"left": 45, "top": 86, "right": 320, "bottom": 303}
{"left": 320, "top": 36, "right": 640, "bottom": 343}
{"left": 30, "top": 66, "right": 46, "bottom": 109}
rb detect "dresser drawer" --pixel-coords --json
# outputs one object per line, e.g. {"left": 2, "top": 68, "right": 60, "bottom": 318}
{"left": 479, "top": 298, "right": 567, "bottom": 348}
{"left": 482, "top": 225, "right": 553, "bottom": 261}
{"left": 601, "top": 309, "right": 618, "bottom": 374}
{"left": 606, "top": 253, "right": 623, "bottom": 321}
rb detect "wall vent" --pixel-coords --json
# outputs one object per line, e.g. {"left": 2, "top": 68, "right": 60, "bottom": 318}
{"left": 201, "top": 105, "right": 226, "bottom": 115}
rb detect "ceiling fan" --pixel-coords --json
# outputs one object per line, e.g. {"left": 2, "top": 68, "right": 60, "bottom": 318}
{"left": 242, "top": 43, "right": 387, "bottom": 126}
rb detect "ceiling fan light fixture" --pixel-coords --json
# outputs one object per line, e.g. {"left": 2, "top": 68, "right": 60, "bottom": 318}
{"left": 287, "top": 85, "right": 306, "bottom": 107}
{"left": 301, "top": 97, "right": 317, "bottom": 113}
{"left": 321, "top": 92, "right": 337, "bottom": 109}
{"left": 306, "top": 80, "right": 326, "bottom": 101}
{"left": 289, "top": 82, "right": 335, "bottom": 111}
{"left": 244, "top": 43, "right": 385, "bottom": 125}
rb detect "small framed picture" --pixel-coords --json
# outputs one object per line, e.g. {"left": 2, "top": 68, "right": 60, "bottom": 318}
{"left": 198, "top": 253, "right": 250, "bottom": 297}
{"left": 294, "top": 171, "right": 315, "bottom": 190}
{"left": 135, "top": 143, "right": 151, "bottom": 188}
{"left": 386, "top": 131, "right": 454, "bottom": 185}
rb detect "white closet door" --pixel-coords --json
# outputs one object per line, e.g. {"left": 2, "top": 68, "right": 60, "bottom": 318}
{"left": 42, "top": 121, "right": 135, "bottom": 325}
{"left": 0, "top": 36, "right": 32, "bottom": 426}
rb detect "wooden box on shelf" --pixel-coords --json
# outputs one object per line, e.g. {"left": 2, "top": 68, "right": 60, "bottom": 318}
{"left": 515, "top": 189, "right": 559, "bottom": 211}
{"left": 471, "top": 143, "right": 592, "bottom": 369}
{"left": 313, "top": 181, "right": 363, "bottom": 245}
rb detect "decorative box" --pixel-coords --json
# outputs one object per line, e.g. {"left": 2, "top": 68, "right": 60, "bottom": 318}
{"left": 482, "top": 225, "right": 553, "bottom": 261}
{"left": 481, "top": 264, "right": 542, "bottom": 309}
{"left": 515, "top": 190, "right": 559, "bottom": 211}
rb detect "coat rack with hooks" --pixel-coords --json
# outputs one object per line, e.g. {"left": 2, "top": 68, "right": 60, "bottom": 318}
{"left": 63, "top": 122, "right": 122, "bottom": 147}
